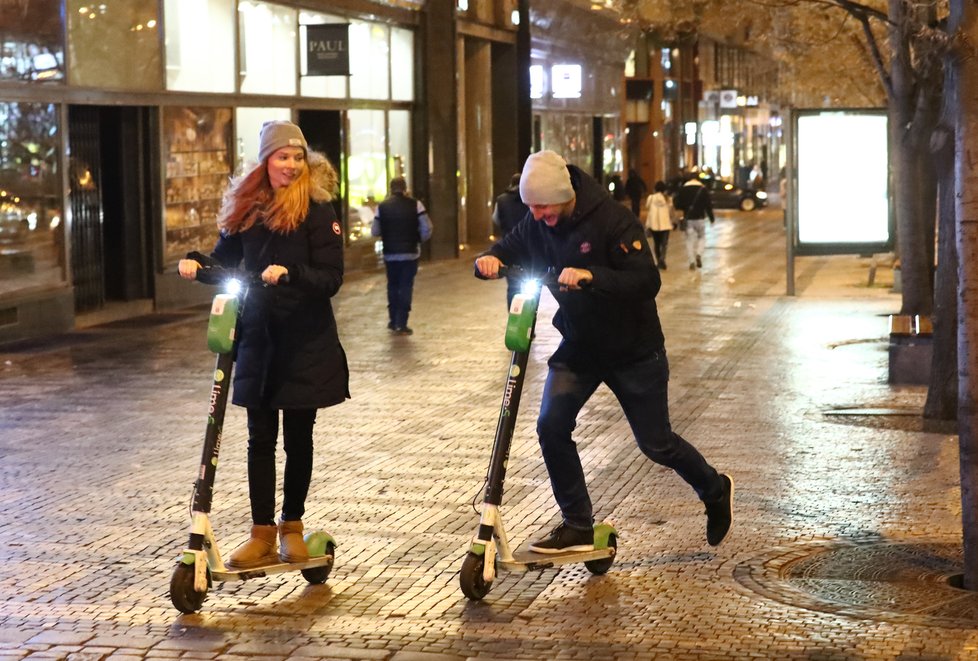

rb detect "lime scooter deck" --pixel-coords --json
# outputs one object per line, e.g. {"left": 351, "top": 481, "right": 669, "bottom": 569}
{"left": 210, "top": 555, "right": 335, "bottom": 582}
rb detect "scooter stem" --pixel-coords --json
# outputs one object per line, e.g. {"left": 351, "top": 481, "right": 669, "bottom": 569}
{"left": 484, "top": 348, "right": 531, "bottom": 506}
{"left": 191, "top": 351, "right": 234, "bottom": 515}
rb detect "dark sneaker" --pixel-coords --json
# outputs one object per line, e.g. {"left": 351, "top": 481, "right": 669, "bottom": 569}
{"left": 689, "top": 262, "right": 696, "bottom": 271}
{"left": 695, "top": 255, "right": 703, "bottom": 268}
{"left": 705, "top": 473, "right": 734, "bottom": 546}
{"left": 393, "top": 326, "right": 413, "bottom": 336}
{"left": 529, "top": 523, "right": 594, "bottom": 555}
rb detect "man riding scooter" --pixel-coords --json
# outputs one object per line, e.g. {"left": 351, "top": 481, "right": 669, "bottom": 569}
{"left": 474, "top": 150, "right": 734, "bottom": 553}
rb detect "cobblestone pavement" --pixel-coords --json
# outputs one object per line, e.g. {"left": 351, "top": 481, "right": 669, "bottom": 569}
{"left": 1, "top": 208, "right": 973, "bottom": 660}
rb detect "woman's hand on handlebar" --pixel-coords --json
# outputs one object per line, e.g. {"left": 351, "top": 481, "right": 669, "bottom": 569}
{"left": 558, "top": 267, "right": 592, "bottom": 290}
{"left": 475, "top": 255, "right": 504, "bottom": 279}
{"left": 178, "top": 259, "right": 200, "bottom": 280}
{"left": 262, "top": 264, "right": 289, "bottom": 286}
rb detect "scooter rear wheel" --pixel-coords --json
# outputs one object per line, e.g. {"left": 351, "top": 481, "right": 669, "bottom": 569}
{"left": 460, "top": 551, "right": 493, "bottom": 600}
{"left": 169, "top": 562, "right": 209, "bottom": 613}
{"left": 301, "top": 543, "right": 336, "bottom": 584}
{"left": 584, "top": 534, "right": 617, "bottom": 575}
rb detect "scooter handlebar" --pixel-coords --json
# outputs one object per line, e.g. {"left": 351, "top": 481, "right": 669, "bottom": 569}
{"left": 475, "top": 263, "right": 590, "bottom": 289}
{"left": 187, "top": 255, "right": 289, "bottom": 288}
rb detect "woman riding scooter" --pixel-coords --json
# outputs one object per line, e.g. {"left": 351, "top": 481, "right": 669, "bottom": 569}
{"left": 178, "top": 120, "right": 349, "bottom": 569}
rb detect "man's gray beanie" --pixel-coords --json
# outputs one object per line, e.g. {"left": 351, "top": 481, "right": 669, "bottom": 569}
{"left": 258, "top": 120, "right": 308, "bottom": 163}
{"left": 519, "top": 150, "right": 574, "bottom": 206}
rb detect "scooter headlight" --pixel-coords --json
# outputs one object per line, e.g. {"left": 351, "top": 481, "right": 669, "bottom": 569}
{"left": 520, "top": 278, "right": 541, "bottom": 295}
{"left": 756, "top": 191, "right": 768, "bottom": 200}
{"left": 224, "top": 278, "right": 243, "bottom": 296}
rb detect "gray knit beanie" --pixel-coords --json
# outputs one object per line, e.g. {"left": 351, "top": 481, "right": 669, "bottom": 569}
{"left": 258, "top": 120, "right": 308, "bottom": 163}
{"left": 519, "top": 150, "right": 574, "bottom": 205}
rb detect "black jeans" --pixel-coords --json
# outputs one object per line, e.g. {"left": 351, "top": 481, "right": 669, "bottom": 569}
{"left": 246, "top": 407, "right": 317, "bottom": 525}
{"left": 536, "top": 352, "right": 723, "bottom": 529}
{"left": 650, "top": 230, "right": 670, "bottom": 266}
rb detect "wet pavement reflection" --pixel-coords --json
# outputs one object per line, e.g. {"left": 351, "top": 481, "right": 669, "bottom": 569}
{"left": 0, "top": 207, "right": 971, "bottom": 660}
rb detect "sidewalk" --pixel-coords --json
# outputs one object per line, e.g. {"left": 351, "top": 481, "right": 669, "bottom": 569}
{"left": 0, "top": 207, "right": 971, "bottom": 661}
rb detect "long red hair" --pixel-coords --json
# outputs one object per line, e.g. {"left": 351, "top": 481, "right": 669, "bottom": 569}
{"left": 218, "top": 151, "right": 338, "bottom": 235}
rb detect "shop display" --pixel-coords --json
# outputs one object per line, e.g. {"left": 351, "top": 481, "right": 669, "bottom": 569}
{"left": 163, "top": 107, "right": 233, "bottom": 263}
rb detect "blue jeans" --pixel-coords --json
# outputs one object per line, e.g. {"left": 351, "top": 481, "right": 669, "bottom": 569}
{"left": 536, "top": 351, "right": 722, "bottom": 529}
{"left": 384, "top": 259, "right": 419, "bottom": 329}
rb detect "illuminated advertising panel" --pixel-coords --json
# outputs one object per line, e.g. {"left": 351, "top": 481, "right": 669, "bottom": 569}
{"left": 551, "top": 64, "right": 582, "bottom": 99}
{"left": 793, "top": 109, "right": 891, "bottom": 255}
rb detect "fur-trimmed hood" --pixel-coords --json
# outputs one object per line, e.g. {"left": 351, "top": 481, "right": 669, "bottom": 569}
{"left": 308, "top": 151, "right": 339, "bottom": 203}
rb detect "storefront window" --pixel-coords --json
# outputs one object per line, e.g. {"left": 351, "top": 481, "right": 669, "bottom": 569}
{"left": 602, "top": 116, "right": 622, "bottom": 178}
{"left": 349, "top": 21, "right": 389, "bottom": 100}
{"left": 389, "top": 110, "right": 411, "bottom": 184}
{"left": 299, "top": 11, "right": 347, "bottom": 99}
{"left": 239, "top": 1, "right": 297, "bottom": 96}
{"left": 347, "top": 109, "right": 386, "bottom": 242}
{"left": 67, "top": 0, "right": 161, "bottom": 90}
{"left": 542, "top": 114, "right": 564, "bottom": 157}
{"left": 163, "top": 107, "right": 233, "bottom": 263}
{"left": 0, "top": 0, "right": 63, "bottom": 82}
{"left": 390, "top": 27, "right": 414, "bottom": 101}
{"left": 164, "top": 0, "right": 234, "bottom": 92}
{"left": 0, "top": 102, "right": 65, "bottom": 296}
{"left": 234, "top": 107, "right": 291, "bottom": 171}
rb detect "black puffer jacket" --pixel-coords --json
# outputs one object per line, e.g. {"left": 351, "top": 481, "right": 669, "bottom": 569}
{"left": 485, "top": 165, "right": 664, "bottom": 369}
{"left": 210, "top": 201, "right": 350, "bottom": 409}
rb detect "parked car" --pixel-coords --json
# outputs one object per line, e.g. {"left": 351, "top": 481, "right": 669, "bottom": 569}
{"left": 702, "top": 177, "right": 768, "bottom": 211}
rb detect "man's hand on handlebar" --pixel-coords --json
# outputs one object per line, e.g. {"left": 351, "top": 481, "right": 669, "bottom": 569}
{"left": 558, "top": 267, "right": 592, "bottom": 290}
{"left": 475, "top": 255, "right": 504, "bottom": 279}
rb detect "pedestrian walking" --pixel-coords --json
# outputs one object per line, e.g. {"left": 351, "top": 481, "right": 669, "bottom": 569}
{"left": 492, "top": 172, "right": 530, "bottom": 307}
{"left": 645, "top": 180, "right": 673, "bottom": 270}
{"left": 474, "top": 150, "right": 733, "bottom": 553}
{"left": 177, "top": 120, "right": 350, "bottom": 569}
{"left": 673, "top": 174, "right": 715, "bottom": 270}
{"left": 624, "top": 168, "right": 647, "bottom": 218}
{"left": 372, "top": 177, "right": 433, "bottom": 335}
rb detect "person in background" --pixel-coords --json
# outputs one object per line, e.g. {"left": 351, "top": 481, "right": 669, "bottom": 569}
{"left": 492, "top": 172, "right": 530, "bottom": 307}
{"left": 673, "top": 173, "right": 715, "bottom": 271}
{"left": 750, "top": 162, "right": 765, "bottom": 190}
{"left": 474, "top": 150, "right": 733, "bottom": 554}
{"left": 372, "top": 177, "right": 433, "bottom": 335}
{"left": 645, "top": 180, "right": 673, "bottom": 270}
{"left": 624, "top": 168, "right": 648, "bottom": 218}
{"left": 178, "top": 120, "right": 349, "bottom": 569}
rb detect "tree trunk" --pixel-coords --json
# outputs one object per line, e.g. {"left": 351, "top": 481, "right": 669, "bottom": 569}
{"left": 888, "top": 0, "right": 936, "bottom": 315}
{"left": 952, "top": 0, "right": 978, "bottom": 591}
{"left": 924, "top": 53, "right": 959, "bottom": 423}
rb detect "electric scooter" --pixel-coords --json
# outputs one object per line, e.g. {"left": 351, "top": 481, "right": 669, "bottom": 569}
{"left": 169, "top": 257, "right": 337, "bottom": 614}
{"left": 459, "top": 267, "right": 617, "bottom": 601}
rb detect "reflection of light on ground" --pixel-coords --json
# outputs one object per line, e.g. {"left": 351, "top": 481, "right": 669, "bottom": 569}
{"left": 771, "top": 300, "right": 958, "bottom": 538}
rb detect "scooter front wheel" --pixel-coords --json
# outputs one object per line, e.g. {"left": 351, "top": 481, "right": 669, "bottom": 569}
{"left": 169, "top": 562, "right": 209, "bottom": 613}
{"left": 460, "top": 551, "right": 493, "bottom": 600}
{"left": 301, "top": 542, "right": 336, "bottom": 584}
{"left": 584, "top": 534, "right": 617, "bottom": 575}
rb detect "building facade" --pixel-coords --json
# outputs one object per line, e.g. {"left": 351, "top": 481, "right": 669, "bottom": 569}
{"left": 623, "top": 30, "right": 782, "bottom": 193}
{"left": 0, "top": 0, "right": 629, "bottom": 344}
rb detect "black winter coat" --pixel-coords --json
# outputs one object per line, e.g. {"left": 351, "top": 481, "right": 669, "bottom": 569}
{"left": 211, "top": 201, "right": 350, "bottom": 410}
{"left": 485, "top": 165, "right": 664, "bottom": 370}
{"left": 493, "top": 188, "right": 529, "bottom": 236}
{"left": 673, "top": 181, "right": 714, "bottom": 221}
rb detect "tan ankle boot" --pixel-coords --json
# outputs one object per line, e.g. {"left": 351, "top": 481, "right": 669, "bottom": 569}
{"left": 278, "top": 519, "right": 309, "bottom": 563}
{"left": 227, "top": 524, "right": 278, "bottom": 569}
